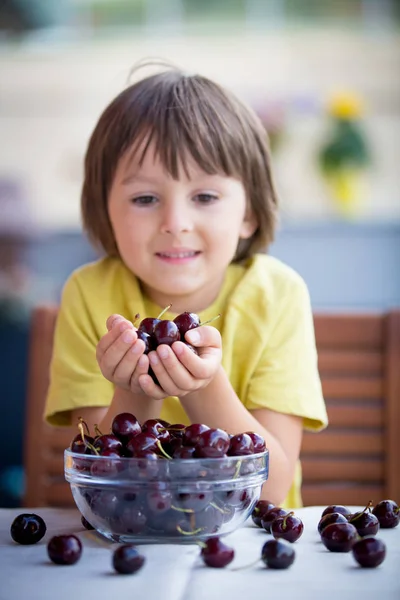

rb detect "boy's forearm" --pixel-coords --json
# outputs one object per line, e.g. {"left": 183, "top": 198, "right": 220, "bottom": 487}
{"left": 97, "top": 386, "right": 162, "bottom": 432}
{"left": 179, "top": 367, "right": 295, "bottom": 505}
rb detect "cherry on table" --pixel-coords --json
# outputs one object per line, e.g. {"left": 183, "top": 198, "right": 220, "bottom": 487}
{"left": 318, "top": 511, "right": 349, "bottom": 534}
{"left": 349, "top": 502, "right": 380, "bottom": 537}
{"left": 320, "top": 522, "right": 358, "bottom": 552}
{"left": 321, "top": 504, "right": 352, "bottom": 518}
{"left": 47, "top": 534, "right": 82, "bottom": 565}
{"left": 200, "top": 537, "right": 235, "bottom": 568}
{"left": 261, "top": 539, "right": 295, "bottom": 569}
{"left": 10, "top": 513, "right": 47, "bottom": 545}
{"left": 261, "top": 507, "right": 288, "bottom": 533}
{"left": 271, "top": 511, "right": 304, "bottom": 543}
{"left": 372, "top": 499, "right": 400, "bottom": 529}
{"left": 81, "top": 515, "right": 94, "bottom": 530}
{"left": 352, "top": 536, "right": 386, "bottom": 568}
{"left": 113, "top": 544, "right": 145, "bottom": 574}
{"left": 251, "top": 500, "right": 275, "bottom": 528}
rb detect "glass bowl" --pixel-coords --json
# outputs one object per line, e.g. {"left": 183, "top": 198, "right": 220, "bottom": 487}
{"left": 65, "top": 449, "right": 268, "bottom": 544}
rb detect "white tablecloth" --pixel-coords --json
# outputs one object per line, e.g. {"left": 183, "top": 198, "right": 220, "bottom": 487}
{"left": 1, "top": 506, "right": 399, "bottom": 600}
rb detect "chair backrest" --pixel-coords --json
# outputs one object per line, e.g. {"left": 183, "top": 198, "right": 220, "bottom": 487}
{"left": 23, "top": 306, "right": 400, "bottom": 507}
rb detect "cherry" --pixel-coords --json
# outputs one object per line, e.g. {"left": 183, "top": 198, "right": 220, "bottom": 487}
{"left": 81, "top": 515, "right": 94, "bottom": 530}
{"left": 261, "top": 507, "right": 288, "bottom": 533}
{"left": 111, "top": 412, "right": 141, "bottom": 443}
{"left": 173, "top": 445, "right": 196, "bottom": 459}
{"left": 113, "top": 544, "right": 145, "bottom": 574}
{"left": 372, "top": 499, "right": 400, "bottom": 529}
{"left": 138, "top": 317, "right": 160, "bottom": 336}
{"left": 136, "top": 330, "right": 153, "bottom": 353}
{"left": 349, "top": 502, "right": 380, "bottom": 537}
{"left": 228, "top": 433, "right": 254, "bottom": 456}
{"left": 318, "top": 512, "right": 349, "bottom": 534}
{"left": 245, "top": 432, "right": 266, "bottom": 453}
{"left": 153, "top": 320, "right": 180, "bottom": 346}
{"left": 271, "top": 511, "right": 304, "bottom": 543}
{"left": 200, "top": 537, "right": 235, "bottom": 568}
{"left": 142, "top": 419, "right": 170, "bottom": 444}
{"left": 125, "top": 433, "right": 158, "bottom": 456}
{"left": 320, "top": 522, "right": 358, "bottom": 552}
{"left": 90, "top": 449, "right": 122, "bottom": 477}
{"left": 70, "top": 433, "right": 95, "bottom": 454}
{"left": 352, "top": 537, "right": 386, "bottom": 568}
{"left": 195, "top": 428, "right": 230, "bottom": 458}
{"left": 167, "top": 424, "right": 186, "bottom": 439}
{"left": 261, "top": 539, "right": 295, "bottom": 569}
{"left": 47, "top": 534, "right": 82, "bottom": 565}
{"left": 251, "top": 500, "right": 275, "bottom": 528}
{"left": 173, "top": 312, "right": 200, "bottom": 338}
{"left": 321, "top": 504, "right": 352, "bottom": 518}
{"left": 10, "top": 513, "right": 47, "bottom": 545}
{"left": 146, "top": 490, "right": 172, "bottom": 514}
{"left": 183, "top": 423, "right": 210, "bottom": 446}
{"left": 93, "top": 434, "right": 123, "bottom": 455}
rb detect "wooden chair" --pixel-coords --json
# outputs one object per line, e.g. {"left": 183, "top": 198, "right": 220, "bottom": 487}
{"left": 23, "top": 306, "right": 400, "bottom": 507}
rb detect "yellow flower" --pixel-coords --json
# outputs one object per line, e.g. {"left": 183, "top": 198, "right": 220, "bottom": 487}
{"left": 327, "top": 92, "right": 364, "bottom": 120}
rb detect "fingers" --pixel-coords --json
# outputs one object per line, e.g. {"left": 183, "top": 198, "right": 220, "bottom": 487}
{"left": 97, "top": 318, "right": 140, "bottom": 384}
{"left": 184, "top": 325, "right": 221, "bottom": 349}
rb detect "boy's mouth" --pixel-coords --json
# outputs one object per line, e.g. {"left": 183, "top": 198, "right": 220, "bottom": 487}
{"left": 155, "top": 250, "right": 201, "bottom": 263}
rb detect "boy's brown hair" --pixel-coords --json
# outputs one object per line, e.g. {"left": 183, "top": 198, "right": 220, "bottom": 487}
{"left": 81, "top": 64, "right": 278, "bottom": 262}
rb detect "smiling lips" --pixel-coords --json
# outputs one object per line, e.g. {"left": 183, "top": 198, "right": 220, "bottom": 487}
{"left": 156, "top": 250, "right": 200, "bottom": 263}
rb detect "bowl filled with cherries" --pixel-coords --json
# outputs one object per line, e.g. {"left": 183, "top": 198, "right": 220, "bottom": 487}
{"left": 65, "top": 412, "right": 268, "bottom": 544}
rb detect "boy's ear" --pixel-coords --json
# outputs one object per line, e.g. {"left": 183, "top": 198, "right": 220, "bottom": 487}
{"left": 240, "top": 209, "right": 258, "bottom": 240}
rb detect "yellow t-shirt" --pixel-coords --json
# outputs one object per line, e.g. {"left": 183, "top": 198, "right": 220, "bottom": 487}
{"left": 45, "top": 253, "right": 328, "bottom": 508}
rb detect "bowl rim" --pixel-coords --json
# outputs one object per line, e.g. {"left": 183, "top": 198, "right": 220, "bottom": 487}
{"left": 64, "top": 448, "right": 269, "bottom": 464}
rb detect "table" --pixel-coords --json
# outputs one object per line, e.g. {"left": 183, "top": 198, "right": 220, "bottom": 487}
{"left": 1, "top": 506, "right": 399, "bottom": 600}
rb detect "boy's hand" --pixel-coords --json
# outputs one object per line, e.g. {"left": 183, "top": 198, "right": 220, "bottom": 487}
{"left": 96, "top": 314, "right": 150, "bottom": 396}
{"left": 137, "top": 325, "right": 222, "bottom": 400}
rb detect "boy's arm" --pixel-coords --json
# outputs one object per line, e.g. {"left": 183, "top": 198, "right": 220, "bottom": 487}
{"left": 179, "top": 366, "right": 302, "bottom": 506}
{"left": 70, "top": 386, "right": 162, "bottom": 435}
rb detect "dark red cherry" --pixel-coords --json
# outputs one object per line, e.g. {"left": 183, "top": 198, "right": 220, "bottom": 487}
{"left": 93, "top": 434, "right": 123, "bottom": 455}
{"left": 372, "top": 499, "right": 400, "bottom": 529}
{"left": 111, "top": 412, "right": 141, "bottom": 443}
{"left": 245, "top": 431, "right": 266, "bottom": 453}
{"left": 142, "top": 419, "right": 170, "bottom": 444}
{"left": 138, "top": 317, "right": 160, "bottom": 336}
{"left": 153, "top": 320, "right": 180, "bottom": 346}
{"left": 349, "top": 502, "right": 380, "bottom": 537}
{"left": 47, "top": 534, "right": 82, "bottom": 565}
{"left": 148, "top": 367, "right": 160, "bottom": 386}
{"left": 200, "top": 537, "right": 234, "bottom": 568}
{"left": 125, "top": 433, "right": 158, "bottom": 456}
{"left": 167, "top": 424, "right": 186, "bottom": 439}
{"left": 173, "top": 445, "right": 196, "bottom": 459}
{"left": 320, "top": 522, "right": 358, "bottom": 552}
{"left": 261, "top": 539, "right": 295, "bottom": 569}
{"left": 318, "top": 512, "right": 349, "bottom": 534}
{"left": 251, "top": 500, "right": 275, "bottom": 528}
{"left": 352, "top": 537, "right": 386, "bottom": 568}
{"left": 173, "top": 312, "right": 200, "bottom": 338}
{"left": 113, "top": 544, "right": 145, "bottom": 574}
{"left": 183, "top": 423, "right": 210, "bottom": 446}
{"left": 321, "top": 504, "right": 352, "bottom": 518}
{"left": 271, "top": 511, "right": 304, "bottom": 543}
{"left": 195, "top": 428, "right": 230, "bottom": 458}
{"left": 228, "top": 433, "right": 254, "bottom": 456}
{"left": 136, "top": 330, "right": 153, "bottom": 353}
{"left": 261, "top": 507, "right": 288, "bottom": 533}
{"left": 10, "top": 513, "right": 47, "bottom": 545}
{"left": 70, "top": 433, "right": 94, "bottom": 454}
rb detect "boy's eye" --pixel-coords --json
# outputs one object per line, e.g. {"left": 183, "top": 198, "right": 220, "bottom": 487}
{"left": 131, "top": 195, "right": 157, "bottom": 205}
{"left": 194, "top": 193, "right": 219, "bottom": 204}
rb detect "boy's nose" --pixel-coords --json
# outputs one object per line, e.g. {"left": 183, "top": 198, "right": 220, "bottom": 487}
{"left": 160, "top": 203, "right": 193, "bottom": 235}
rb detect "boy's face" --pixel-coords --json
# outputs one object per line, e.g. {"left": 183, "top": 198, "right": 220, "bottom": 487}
{"left": 108, "top": 142, "right": 257, "bottom": 313}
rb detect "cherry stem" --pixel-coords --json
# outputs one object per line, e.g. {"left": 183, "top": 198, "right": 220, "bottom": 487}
{"left": 94, "top": 424, "right": 103, "bottom": 438}
{"left": 78, "top": 417, "right": 90, "bottom": 436}
{"left": 176, "top": 524, "right": 203, "bottom": 536}
{"left": 171, "top": 505, "right": 194, "bottom": 514}
{"left": 199, "top": 314, "right": 221, "bottom": 327}
{"left": 77, "top": 422, "right": 99, "bottom": 455}
{"left": 233, "top": 460, "right": 242, "bottom": 479}
{"left": 230, "top": 558, "right": 260, "bottom": 571}
{"left": 157, "top": 304, "right": 172, "bottom": 319}
{"left": 282, "top": 511, "right": 294, "bottom": 529}
{"left": 156, "top": 440, "right": 172, "bottom": 460}
{"left": 210, "top": 501, "right": 231, "bottom": 515}
{"left": 132, "top": 313, "right": 141, "bottom": 326}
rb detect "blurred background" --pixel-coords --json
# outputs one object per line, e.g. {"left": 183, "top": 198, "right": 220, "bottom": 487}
{"left": 0, "top": 0, "right": 399, "bottom": 506}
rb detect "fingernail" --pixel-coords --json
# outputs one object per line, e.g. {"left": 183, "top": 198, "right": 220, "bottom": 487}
{"left": 158, "top": 346, "right": 168, "bottom": 359}
{"left": 149, "top": 352, "right": 159, "bottom": 366}
{"left": 122, "top": 330, "right": 135, "bottom": 343}
{"left": 187, "top": 330, "right": 200, "bottom": 344}
{"left": 110, "top": 316, "right": 123, "bottom": 329}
